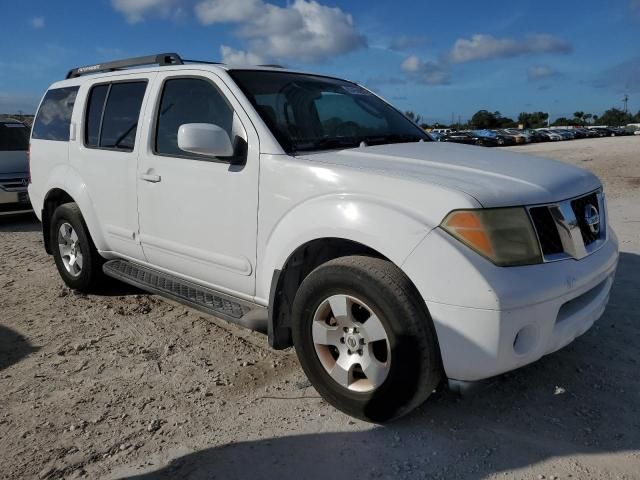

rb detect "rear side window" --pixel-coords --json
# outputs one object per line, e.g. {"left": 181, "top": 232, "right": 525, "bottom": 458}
{"left": 0, "top": 123, "right": 30, "bottom": 151}
{"left": 32, "top": 86, "right": 79, "bottom": 141}
{"left": 84, "top": 81, "right": 147, "bottom": 151}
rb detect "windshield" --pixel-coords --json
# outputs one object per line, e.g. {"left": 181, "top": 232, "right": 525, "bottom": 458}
{"left": 0, "top": 122, "right": 30, "bottom": 151}
{"left": 228, "top": 70, "right": 429, "bottom": 154}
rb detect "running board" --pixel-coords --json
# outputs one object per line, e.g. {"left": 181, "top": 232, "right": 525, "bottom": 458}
{"left": 103, "top": 259, "right": 267, "bottom": 333}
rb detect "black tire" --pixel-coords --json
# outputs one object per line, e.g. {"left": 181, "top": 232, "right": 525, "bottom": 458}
{"left": 291, "top": 256, "right": 442, "bottom": 422}
{"left": 50, "top": 202, "right": 105, "bottom": 292}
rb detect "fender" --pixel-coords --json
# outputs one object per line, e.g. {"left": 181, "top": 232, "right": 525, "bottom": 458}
{"left": 256, "top": 193, "right": 435, "bottom": 303}
{"left": 58, "top": 167, "right": 108, "bottom": 251}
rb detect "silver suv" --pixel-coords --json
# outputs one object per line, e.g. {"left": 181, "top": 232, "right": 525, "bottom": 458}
{"left": 0, "top": 118, "right": 32, "bottom": 215}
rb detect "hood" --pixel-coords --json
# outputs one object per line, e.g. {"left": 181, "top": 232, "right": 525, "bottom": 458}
{"left": 301, "top": 142, "right": 601, "bottom": 208}
{"left": 0, "top": 151, "right": 29, "bottom": 175}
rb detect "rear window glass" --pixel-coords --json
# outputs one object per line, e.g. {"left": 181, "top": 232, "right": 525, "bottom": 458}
{"left": 32, "top": 87, "right": 79, "bottom": 141}
{"left": 0, "top": 123, "right": 30, "bottom": 151}
{"left": 99, "top": 82, "right": 146, "bottom": 150}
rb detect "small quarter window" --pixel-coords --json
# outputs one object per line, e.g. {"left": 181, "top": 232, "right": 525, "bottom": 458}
{"left": 32, "top": 86, "right": 79, "bottom": 141}
{"left": 84, "top": 84, "right": 109, "bottom": 147}
{"left": 155, "top": 78, "right": 234, "bottom": 157}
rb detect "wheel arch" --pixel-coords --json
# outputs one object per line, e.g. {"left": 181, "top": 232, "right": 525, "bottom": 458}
{"left": 268, "top": 237, "right": 391, "bottom": 349}
{"left": 42, "top": 182, "right": 106, "bottom": 254}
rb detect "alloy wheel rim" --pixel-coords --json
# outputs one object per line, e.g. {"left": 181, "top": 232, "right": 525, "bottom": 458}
{"left": 312, "top": 294, "right": 391, "bottom": 393}
{"left": 57, "top": 222, "right": 83, "bottom": 277}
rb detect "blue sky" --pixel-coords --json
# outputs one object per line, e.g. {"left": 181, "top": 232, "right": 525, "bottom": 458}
{"left": 1, "top": 0, "right": 638, "bottom": 123}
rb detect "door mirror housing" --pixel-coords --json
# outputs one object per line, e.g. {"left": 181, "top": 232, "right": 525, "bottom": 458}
{"left": 177, "top": 123, "right": 234, "bottom": 158}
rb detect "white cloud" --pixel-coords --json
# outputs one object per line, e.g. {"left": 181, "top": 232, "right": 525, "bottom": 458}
{"left": 400, "top": 55, "right": 450, "bottom": 85}
{"left": 195, "top": 0, "right": 262, "bottom": 23}
{"left": 30, "top": 17, "right": 45, "bottom": 28}
{"left": 219, "top": 45, "right": 265, "bottom": 65}
{"left": 388, "top": 34, "right": 428, "bottom": 52}
{"left": 449, "top": 34, "right": 571, "bottom": 63}
{"left": 110, "top": 0, "right": 365, "bottom": 63}
{"left": 198, "top": 0, "right": 366, "bottom": 63}
{"left": 527, "top": 65, "right": 560, "bottom": 82}
{"left": 111, "top": 0, "right": 180, "bottom": 23}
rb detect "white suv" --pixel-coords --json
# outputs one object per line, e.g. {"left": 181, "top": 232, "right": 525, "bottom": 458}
{"left": 29, "top": 53, "right": 618, "bottom": 422}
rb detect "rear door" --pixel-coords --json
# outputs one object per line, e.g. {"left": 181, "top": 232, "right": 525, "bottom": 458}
{"left": 69, "top": 74, "right": 155, "bottom": 260}
{"left": 136, "top": 71, "right": 260, "bottom": 297}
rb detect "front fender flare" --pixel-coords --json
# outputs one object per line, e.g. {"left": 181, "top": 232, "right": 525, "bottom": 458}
{"left": 256, "top": 194, "right": 433, "bottom": 302}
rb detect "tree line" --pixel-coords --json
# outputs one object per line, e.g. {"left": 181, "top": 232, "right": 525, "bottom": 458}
{"left": 406, "top": 108, "right": 640, "bottom": 130}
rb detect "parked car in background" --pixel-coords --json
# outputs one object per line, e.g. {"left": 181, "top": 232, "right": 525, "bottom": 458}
{"left": 535, "top": 129, "right": 563, "bottom": 141}
{"left": 573, "top": 127, "right": 596, "bottom": 138}
{"left": 426, "top": 131, "right": 442, "bottom": 141}
{"left": 588, "top": 127, "right": 613, "bottom": 137}
{"left": 552, "top": 129, "right": 575, "bottom": 140}
{"left": 608, "top": 127, "right": 632, "bottom": 136}
{"left": 431, "top": 128, "right": 454, "bottom": 135}
{"left": 440, "top": 130, "right": 481, "bottom": 146}
{"left": 496, "top": 129, "right": 527, "bottom": 144}
{"left": 472, "top": 129, "right": 513, "bottom": 146}
{"left": 523, "top": 129, "right": 549, "bottom": 142}
{"left": 0, "top": 119, "right": 32, "bottom": 215}
{"left": 567, "top": 128, "right": 588, "bottom": 139}
{"left": 504, "top": 129, "right": 533, "bottom": 143}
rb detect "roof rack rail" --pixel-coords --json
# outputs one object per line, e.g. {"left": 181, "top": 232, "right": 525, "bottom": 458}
{"left": 257, "top": 64, "right": 284, "bottom": 68}
{"left": 66, "top": 52, "right": 184, "bottom": 79}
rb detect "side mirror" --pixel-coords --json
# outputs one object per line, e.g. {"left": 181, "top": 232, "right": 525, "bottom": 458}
{"left": 177, "top": 123, "right": 234, "bottom": 158}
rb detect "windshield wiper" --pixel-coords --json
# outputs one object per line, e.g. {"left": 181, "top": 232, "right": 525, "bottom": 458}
{"left": 293, "top": 136, "right": 361, "bottom": 153}
{"left": 360, "top": 134, "right": 426, "bottom": 146}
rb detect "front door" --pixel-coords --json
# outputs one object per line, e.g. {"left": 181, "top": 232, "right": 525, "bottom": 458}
{"left": 137, "top": 71, "right": 259, "bottom": 298}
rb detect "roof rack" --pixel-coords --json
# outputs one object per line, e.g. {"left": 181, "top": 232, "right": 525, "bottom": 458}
{"left": 66, "top": 52, "right": 184, "bottom": 79}
{"left": 257, "top": 64, "right": 284, "bottom": 68}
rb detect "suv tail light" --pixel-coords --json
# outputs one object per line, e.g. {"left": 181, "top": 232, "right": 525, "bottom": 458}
{"left": 27, "top": 143, "right": 31, "bottom": 183}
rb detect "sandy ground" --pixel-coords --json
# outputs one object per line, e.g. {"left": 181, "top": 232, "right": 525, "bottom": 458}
{"left": 1, "top": 136, "right": 639, "bottom": 480}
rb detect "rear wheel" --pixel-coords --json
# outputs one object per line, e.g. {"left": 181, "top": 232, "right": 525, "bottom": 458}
{"left": 292, "top": 256, "right": 442, "bottom": 422}
{"left": 50, "top": 203, "right": 105, "bottom": 292}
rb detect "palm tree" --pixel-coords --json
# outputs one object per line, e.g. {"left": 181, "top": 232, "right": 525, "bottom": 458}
{"left": 573, "top": 111, "right": 585, "bottom": 125}
{"left": 583, "top": 113, "right": 593, "bottom": 125}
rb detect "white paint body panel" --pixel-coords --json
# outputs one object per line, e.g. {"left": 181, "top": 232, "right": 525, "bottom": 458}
{"left": 28, "top": 63, "right": 619, "bottom": 383}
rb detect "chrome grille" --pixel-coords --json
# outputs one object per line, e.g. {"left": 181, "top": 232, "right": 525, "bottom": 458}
{"left": 0, "top": 177, "right": 28, "bottom": 192}
{"left": 527, "top": 190, "right": 606, "bottom": 262}
{"left": 570, "top": 192, "right": 600, "bottom": 245}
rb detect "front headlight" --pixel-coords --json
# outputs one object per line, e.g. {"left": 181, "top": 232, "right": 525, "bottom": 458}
{"left": 441, "top": 208, "right": 542, "bottom": 266}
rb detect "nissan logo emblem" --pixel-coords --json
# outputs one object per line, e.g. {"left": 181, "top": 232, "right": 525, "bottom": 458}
{"left": 584, "top": 204, "right": 600, "bottom": 235}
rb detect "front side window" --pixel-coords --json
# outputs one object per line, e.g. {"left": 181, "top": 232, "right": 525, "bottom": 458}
{"left": 0, "top": 122, "right": 30, "bottom": 151}
{"left": 228, "top": 70, "right": 429, "bottom": 154}
{"left": 155, "top": 77, "right": 234, "bottom": 157}
{"left": 32, "top": 86, "right": 79, "bottom": 141}
{"left": 84, "top": 81, "right": 147, "bottom": 151}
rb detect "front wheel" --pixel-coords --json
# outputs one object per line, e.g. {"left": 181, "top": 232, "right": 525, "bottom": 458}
{"left": 292, "top": 256, "right": 442, "bottom": 422}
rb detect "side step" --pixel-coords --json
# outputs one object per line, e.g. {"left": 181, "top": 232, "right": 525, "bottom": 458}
{"left": 103, "top": 259, "right": 267, "bottom": 332}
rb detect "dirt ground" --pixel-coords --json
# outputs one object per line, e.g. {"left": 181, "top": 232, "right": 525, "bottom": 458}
{"left": 1, "top": 136, "right": 639, "bottom": 480}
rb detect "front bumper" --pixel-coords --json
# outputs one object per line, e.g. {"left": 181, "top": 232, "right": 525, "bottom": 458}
{"left": 0, "top": 190, "right": 32, "bottom": 216}
{"left": 403, "top": 227, "right": 619, "bottom": 381}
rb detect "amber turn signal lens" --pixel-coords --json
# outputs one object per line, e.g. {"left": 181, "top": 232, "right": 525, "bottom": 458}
{"left": 441, "top": 208, "right": 542, "bottom": 267}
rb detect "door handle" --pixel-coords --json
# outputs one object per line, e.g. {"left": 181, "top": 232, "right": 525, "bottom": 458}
{"left": 140, "top": 173, "right": 161, "bottom": 183}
